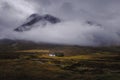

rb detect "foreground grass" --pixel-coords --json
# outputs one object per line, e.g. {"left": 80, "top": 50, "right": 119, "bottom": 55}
{"left": 0, "top": 51, "right": 120, "bottom": 80}
{"left": 0, "top": 60, "right": 68, "bottom": 80}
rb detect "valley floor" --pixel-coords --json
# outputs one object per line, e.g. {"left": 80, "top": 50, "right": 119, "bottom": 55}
{"left": 0, "top": 51, "right": 120, "bottom": 80}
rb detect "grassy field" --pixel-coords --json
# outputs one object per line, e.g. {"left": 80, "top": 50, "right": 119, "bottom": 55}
{"left": 0, "top": 46, "right": 120, "bottom": 80}
{"left": 0, "top": 52, "right": 120, "bottom": 80}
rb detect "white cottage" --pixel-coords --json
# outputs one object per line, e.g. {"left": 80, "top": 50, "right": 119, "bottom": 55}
{"left": 49, "top": 53, "right": 56, "bottom": 57}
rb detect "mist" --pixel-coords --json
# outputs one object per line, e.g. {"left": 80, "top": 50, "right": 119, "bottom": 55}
{"left": 0, "top": 0, "right": 120, "bottom": 46}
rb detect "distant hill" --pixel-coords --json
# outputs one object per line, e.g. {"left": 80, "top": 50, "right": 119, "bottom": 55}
{"left": 0, "top": 39, "right": 120, "bottom": 56}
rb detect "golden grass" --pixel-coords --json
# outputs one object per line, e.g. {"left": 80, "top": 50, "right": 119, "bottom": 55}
{"left": 40, "top": 55, "right": 95, "bottom": 61}
{"left": 40, "top": 54, "right": 120, "bottom": 62}
{"left": 16, "top": 49, "right": 50, "bottom": 53}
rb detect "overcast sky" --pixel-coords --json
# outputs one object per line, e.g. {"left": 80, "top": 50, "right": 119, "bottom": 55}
{"left": 0, "top": 0, "right": 120, "bottom": 46}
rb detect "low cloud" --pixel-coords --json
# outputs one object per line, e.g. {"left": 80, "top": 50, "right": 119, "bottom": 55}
{"left": 0, "top": 0, "right": 120, "bottom": 46}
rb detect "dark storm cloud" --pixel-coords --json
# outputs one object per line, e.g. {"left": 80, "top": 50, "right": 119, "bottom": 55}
{"left": 0, "top": 0, "right": 120, "bottom": 46}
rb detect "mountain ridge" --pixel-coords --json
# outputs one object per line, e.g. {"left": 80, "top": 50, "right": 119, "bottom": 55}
{"left": 14, "top": 14, "right": 61, "bottom": 32}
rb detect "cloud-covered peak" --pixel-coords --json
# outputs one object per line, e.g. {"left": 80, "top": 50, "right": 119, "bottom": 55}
{"left": 1, "top": 0, "right": 120, "bottom": 46}
{"left": 14, "top": 13, "right": 61, "bottom": 32}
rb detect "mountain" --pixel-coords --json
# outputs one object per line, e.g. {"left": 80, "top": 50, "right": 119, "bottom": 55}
{"left": 0, "top": 39, "right": 67, "bottom": 51}
{"left": 14, "top": 14, "right": 61, "bottom": 32}
{"left": 0, "top": 39, "right": 15, "bottom": 45}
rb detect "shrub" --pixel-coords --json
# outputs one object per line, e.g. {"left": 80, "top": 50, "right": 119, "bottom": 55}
{"left": 54, "top": 52, "right": 64, "bottom": 57}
